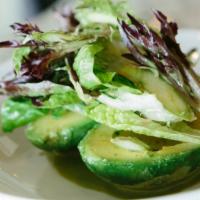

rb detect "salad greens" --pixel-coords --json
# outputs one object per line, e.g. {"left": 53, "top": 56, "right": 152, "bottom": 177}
{"left": 0, "top": 81, "right": 73, "bottom": 97}
{"left": 13, "top": 47, "right": 31, "bottom": 74}
{"left": 0, "top": 0, "right": 199, "bottom": 139}
{"left": 1, "top": 98, "right": 47, "bottom": 132}
{"left": 86, "top": 103, "right": 200, "bottom": 144}
{"left": 0, "top": 0, "right": 200, "bottom": 191}
{"left": 73, "top": 43, "right": 104, "bottom": 89}
{"left": 119, "top": 12, "right": 200, "bottom": 110}
{"left": 73, "top": 42, "right": 115, "bottom": 90}
{"left": 75, "top": 0, "right": 129, "bottom": 26}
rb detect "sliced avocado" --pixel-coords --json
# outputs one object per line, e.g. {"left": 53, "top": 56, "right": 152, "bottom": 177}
{"left": 107, "top": 61, "right": 195, "bottom": 122}
{"left": 26, "top": 112, "right": 97, "bottom": 152}
{"left": 79, "top": 125, "right": 200, "bottom": 187}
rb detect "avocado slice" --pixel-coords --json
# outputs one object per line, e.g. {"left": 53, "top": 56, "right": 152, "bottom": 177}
{"left": 79, "top": 125, "right": 200, "bottom": 187}
{"left": 26, "top": 112, "right": 97, "bottom": 152}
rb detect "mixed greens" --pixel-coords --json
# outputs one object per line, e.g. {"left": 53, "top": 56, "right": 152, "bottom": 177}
{"left": 1, "top": 0, "right": 200, "bottom": 191}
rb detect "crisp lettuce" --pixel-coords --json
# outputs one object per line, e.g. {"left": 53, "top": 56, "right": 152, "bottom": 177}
{"left": 12, "top": 47, "right": 31, "bottom": 74}
{"left": 95, "top": 43, "right": 196, "bottom": 122}
{"left": 67, "top": 67, "right": 93, "bottom": 104}
{"left": 0, "top": 81, "right": 73, "bottom": 97}
{"left": 29, "top": 26, "right": 111, "bottom": 55}
{"left": 73, "top": 42, "right": 115, "bottom": 90}
{"left": 0, "top": 88, "right": 83, "bottom": 132}
{"left": 43, "top": 92, "right": 85, "bottom": 114}
{"left": 32, "top": 31, "right": 94, "bottom": 43}
{"left": 73, "top": 43, "right": 103, "bottom": 90}
{"left": 97, "top": 85, "right": 181, "bottom": 122}
{"left": 86, "top": 103, "right": 200, "bottom": 144}
{"left": 1, "top": 98, "right": 47, "bottom": 132}
{"left": 75, "top": 0, "right": 129, "bottom": 26}
{"left": 2, "top": 90, "right": 200, "bottom": 144}
{"left": 32, "top": 31, "right": 97, "bottom": 54}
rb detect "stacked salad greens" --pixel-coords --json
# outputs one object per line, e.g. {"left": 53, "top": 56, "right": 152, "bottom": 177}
{"left": 1, "top": 0, "right": 200, "bottom": 190}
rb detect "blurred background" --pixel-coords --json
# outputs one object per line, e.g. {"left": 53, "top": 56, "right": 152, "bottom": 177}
{"left": 0, "top": 0, "right": 200, "bottom": 61}
{"left": 0, "top": 0, "right": 57, "bottom": 38}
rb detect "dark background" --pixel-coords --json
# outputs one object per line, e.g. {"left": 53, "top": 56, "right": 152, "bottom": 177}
{"left": 35, "top": 0, "right": 58, "bottom": 12}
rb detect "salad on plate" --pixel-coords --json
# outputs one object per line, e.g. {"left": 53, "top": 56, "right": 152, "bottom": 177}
{"left": 0, "top": 0, "right": 200, "bottom": 195}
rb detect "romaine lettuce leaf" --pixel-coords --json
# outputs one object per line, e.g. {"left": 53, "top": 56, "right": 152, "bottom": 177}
{"left": 86, "top": 103, "right": 200, "bottom": 144}
{"left": 67, "top": 66, "right": 93, "bottom": 104}
{"left": 30, "top": 26, "right": 111, "bottom": 55}
{"left": 95, "top": 42, "right": 195, "bottom": 122}
{"left": 73, "top": 43, "right": 115, "bottom": 90}
{"left": 43, "top": 92, "right": 85, "bottom": 114}
{"left": 1, "top": 98, "right": 47, "bottom": 132}
{"left": 75, "top": 0, "right": 129, "bottom": 26}
{"left": 12, "top": 47, "right": 31, "bottom": 74}
{"left": 73, "top": 43, "right": 103, "bottom": 90}
{"left": 0, "top": 87, "right": 85, "bottom": 132}
{"left": 0, "top": 81, "right": 73, "bottom": 97}
{"left": 97, "top": 85, "right": 181, "bottom": 122}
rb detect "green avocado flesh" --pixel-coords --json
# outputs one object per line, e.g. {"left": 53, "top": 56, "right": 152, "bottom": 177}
{"left": 78, "top": 125, "right": 200, "bottom": 185}
{"left": 26, "top": 112, "right": 97, "bottom": 152}
{"left": 107, "top": 61, "right": 195, "bottom": 122}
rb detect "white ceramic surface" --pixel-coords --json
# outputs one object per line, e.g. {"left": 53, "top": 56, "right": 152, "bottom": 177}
{"left": 0, "top": 30, "right": 200, "bottom": 200}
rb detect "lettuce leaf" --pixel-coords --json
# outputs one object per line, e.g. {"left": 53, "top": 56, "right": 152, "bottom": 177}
{"left": 0, "top": 89, "right": 83, "bottom": 132}
{"left": 75, "top": 0, "right": 129, "bottom": 26}
{"left": 43, "top": 92, "right": 85, "bottom": 114}
{"left": 95, "top": 42, "right": 195, "bottom": 122}
{"left": 2, "top": 90, "right": 199, "bottom": 144}
{"left": 73, "top": 43, "right": 103, "bottom": 90}
{"left": 86, "top": 103, "right": 200, "bottom": 144}
{"left": 0, "top": 81, "right": 73, "bottom": 97}
{"left": 73, "top": 43, "right": 115, "bottom": 90}
{"left": 12, "top": 47, "right": 31, "bottom": 74}
{"left": 30, "top": 26, "right": 111, "bottom": 54}
{"left": 1, "top": 98, "right": 47, "bottom": 132}
{"left": 97, "top": 85, "right": 181, "bottom": 122}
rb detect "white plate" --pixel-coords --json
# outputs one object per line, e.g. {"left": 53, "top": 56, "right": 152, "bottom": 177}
{"left": 0, "top": 29, "right": 200, "bottom": 200}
